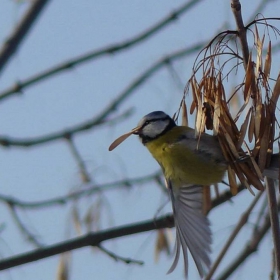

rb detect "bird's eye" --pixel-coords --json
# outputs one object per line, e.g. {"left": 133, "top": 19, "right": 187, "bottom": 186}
{"left": 144, "top": 120, "right": 150, "bottom": 126}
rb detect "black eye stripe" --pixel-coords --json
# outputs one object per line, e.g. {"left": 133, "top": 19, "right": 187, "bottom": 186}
{"left": 143, "top": 117, "right": 169, "bottom": 126}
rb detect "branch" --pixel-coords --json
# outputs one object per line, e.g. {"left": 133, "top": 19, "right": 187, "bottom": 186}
{"left": 0, "top": 0, "right": 50, "bottom": 74}
{"left": 1, "top": 157, "right": 278, "bottom": 272}
{"left": 0, "top": 214, "right": 174, "bottom": 271}
{"left": 216, "top": 199, "right": 277, "bottom": 280}
{"left": 0, "top": 171, "right": 162, "bottom": 209}
{"left": 66, "top": 137, "right": 91, "bottom": 183}
{"left": 0, "top": 108, "right": 132, "bottom": 148}
{"left": 0, "top": 43, "right": 205, "bottom": 149}
{"left": 0, "top": 0, "right": 203, "bottom": 101}
{"left": 231, "top": 0, "right": 249, "bottom": 67}
{"left": 7, "top": 204, "right": 43, "bottom": 248}
{"left": 212, "top": 158, "right": 280, "bottom": 279}
{"left": 0, "top": 184, "right": 267, "bottom": 271}
{"left": 205, "top": 191, "right": 263, "bottom": 280}
{"left": 3, "top": 159, "right": 275, "bottom": 210}
{"left": 98, "top": 244, "right": 144, "bottom": 266}
{"left": 0, "top": 183, "right": 249, "bottom": 271}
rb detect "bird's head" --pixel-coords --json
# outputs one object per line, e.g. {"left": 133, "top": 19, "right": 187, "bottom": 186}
{"left": 109, "top": 111, "right": 176, "bottom": 150}
{"left": 132, "top": 111, "right": 176, "bottom": 144}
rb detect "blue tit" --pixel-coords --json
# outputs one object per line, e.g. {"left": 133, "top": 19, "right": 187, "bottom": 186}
{"left": 109, "top": 111, "right": 227, "bottom": 278}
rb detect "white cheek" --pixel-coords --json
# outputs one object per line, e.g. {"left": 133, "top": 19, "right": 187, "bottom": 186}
{"left": 143, "top": 120, "right": 168, "bottom": 138}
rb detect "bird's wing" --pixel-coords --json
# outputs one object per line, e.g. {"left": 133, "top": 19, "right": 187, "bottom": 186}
{"left": 167, "top": 181, "right": 212, "bottom": 278}
{"left": 175, "top": 127, "right": 226, "bottom": 165}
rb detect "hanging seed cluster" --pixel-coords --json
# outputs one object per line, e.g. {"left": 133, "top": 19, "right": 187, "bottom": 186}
{"left": 181, "top": 22, "right": 280, "bottom": 195}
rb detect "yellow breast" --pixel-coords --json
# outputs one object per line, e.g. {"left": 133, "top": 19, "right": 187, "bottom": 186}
{"left": 145, "top": 126, "right": 226, "bottom": 187}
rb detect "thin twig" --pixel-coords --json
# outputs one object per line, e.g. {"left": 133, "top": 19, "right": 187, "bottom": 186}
{"left": 98, "top": 244, "right": 144, "bottom": 266}
{"left": 66, "top": 137, "right": 91, "bottom": 183}
{"left": 7, "top": 204, "right": 43, "bottom": 248}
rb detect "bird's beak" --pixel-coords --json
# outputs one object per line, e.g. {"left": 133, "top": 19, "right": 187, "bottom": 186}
{"left": 108, "top": 126, "right": 141, "bottom": 151}
{"left": 131, "top": 126, "right": 141, "bottom": 135}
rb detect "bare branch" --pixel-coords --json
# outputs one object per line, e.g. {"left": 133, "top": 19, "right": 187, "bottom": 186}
{"left": 216, "top": 199, "right": 276, "bottom": 280}
{"left": 0, "top": 171, "right": 162, "bottom": 209}
{"left": 0, "top": 108, "right": 133, "bottom": 148}
{"left": 0, "top": 182, "right": 271, "bottom": 272}
{"left": 205, "top": 191, "right": 263, "bottom": 280}
{"left": 0, "top": 183, "right": 252, "bottom": 271}
{"left": 0, "top": 214, "right": 174, "bottom": 271}
{"left": 231, "top": 0, "right": 249, "bottom": 67}
{"left": 0, "top": 0, "right": 50, "bottom": 74}
{"left": 0, "top": 43, "right": 205, "bottom": 149}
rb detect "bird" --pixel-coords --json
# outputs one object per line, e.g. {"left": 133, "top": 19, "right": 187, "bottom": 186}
{"left": 109, "top": 111, "right": 227, "bottom": 278}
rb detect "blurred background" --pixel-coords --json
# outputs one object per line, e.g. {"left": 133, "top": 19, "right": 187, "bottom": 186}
{"left": 0, "top": 1, "right": 279, "bottom": 279}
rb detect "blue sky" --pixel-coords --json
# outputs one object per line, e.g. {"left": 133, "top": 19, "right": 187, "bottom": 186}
{"left": 0, "top": 1, "right": 279, "bottom": 279}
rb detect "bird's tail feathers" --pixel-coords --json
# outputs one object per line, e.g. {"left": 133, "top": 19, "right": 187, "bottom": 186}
{"left": 167, "top": 183, "right": 212, "bottom": 278}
